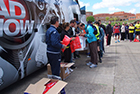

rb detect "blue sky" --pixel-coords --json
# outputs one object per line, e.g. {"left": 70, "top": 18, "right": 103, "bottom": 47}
{"left": 79, "top": 0, "right": 140, "bottom": 15}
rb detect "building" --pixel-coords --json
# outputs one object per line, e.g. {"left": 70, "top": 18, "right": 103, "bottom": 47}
{"left": 88, "top": 11, "right": 136, "bottom": 22}
{"left": 86, "top": 11, "right": 140, "bottom": 22}
{"left": 136, "top": 13, "right": 140, "bottom": 20}
{"left": 86, "top": 12, "right": 93, "bottom": 18}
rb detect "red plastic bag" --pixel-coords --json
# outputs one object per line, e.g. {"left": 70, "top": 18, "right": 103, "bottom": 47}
{"left": 61, "top": 35, "right": 71, "bottom": 52}
{"left": 134, "top": 38, "right": 139, "bottom": 42}
{"left": 70, "top": 41, "right": 75, "bottom": 53}
{"left": 43, "top": 82, "right": 57, "bottom": 94}
{"left": 70, "top": 37, "right": 81, "bottom": 53}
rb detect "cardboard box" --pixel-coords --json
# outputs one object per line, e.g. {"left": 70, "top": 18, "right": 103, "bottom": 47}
{"left": 47, "top": 63, "right": 74, "bottom": 80}
{"left": 24, "top": 78, "right": 67, "bottom": 94}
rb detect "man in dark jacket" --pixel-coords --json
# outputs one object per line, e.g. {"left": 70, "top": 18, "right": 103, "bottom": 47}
{"left": 106, "top": 21, "right": 113, "bottom": 46}
{"left": 46, "top": 16, "right": 66, "bottom": 76}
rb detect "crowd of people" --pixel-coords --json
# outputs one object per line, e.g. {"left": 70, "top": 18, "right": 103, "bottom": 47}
{"left": 45, "top": 15, "right": 140, "bottom": 94}
{"left": 45, "top": 15, "right": 140, "bottom": 79}
{"left": 106, "top": 20, "right": 140, "bottom": 45}
{"left": 45, "top": 15, "right": 106, "bottom": 78}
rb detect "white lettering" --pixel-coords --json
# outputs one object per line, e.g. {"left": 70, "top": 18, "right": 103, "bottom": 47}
{"left": 20, "top": 20, "right": 34, "bottom": 34}
{"left": 0, "top": 19, "right": 34, "bottom": 37}
{"left": 0, "top": 19, "right": 4, "bottom": 37}
{"left": 9, "top": 0, "right": 26, "bottom": 19}
{"left": 4, "top": 19, "right": 19, "bottom": 36}
{"left": 0, "top": 0, "right": 10, "bottom": 18}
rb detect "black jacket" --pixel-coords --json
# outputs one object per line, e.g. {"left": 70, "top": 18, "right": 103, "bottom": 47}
{"left": 106, "top": 24, "right": 113, "bottom": 36}
{"left": 100, "top": 24, "right": 106, "bottom": 34}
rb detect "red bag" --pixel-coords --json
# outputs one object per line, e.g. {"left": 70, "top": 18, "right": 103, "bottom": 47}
{"left": 61, "top": 35, "right": 71, "bottom": 52}
{"left": 134, "top": 38, "right": 139, "bottom": 42}
{"left": 43, "top": 82, "right": 57, "bottom": 94}
{"left": 70, "top": 41, "right": 75, "bottom": 53}
{"left": 70, "top": 37, "right": 81, "bottom": 53}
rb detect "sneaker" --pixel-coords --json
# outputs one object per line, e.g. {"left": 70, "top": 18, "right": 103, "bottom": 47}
{"left": 115, "top": 41, "right": 117, "bottom": 43}
{"left": 86, "top": 62, "right": 92, "bottom": 66}
{"left": 69, "top": 68, "right": 73, "bottom": 72}
{"left": 106, "top": 45, "right": 109, "bottom": 47}
{"left": 118, "top": 40, "right": 120, "bottom": 42}
{"left": 89, "top": 64, "right": 97, "bottom": 68}
{"left": 99, "top": 59, "right": 102, "bottom": 63}
{"left": 87, "top": 55, "right": 90, "bottom": 58}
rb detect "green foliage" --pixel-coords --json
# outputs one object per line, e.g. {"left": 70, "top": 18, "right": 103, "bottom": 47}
{"left": 109, "top": 18, "right": 113, "bottom": 21}
{"left": 86, "top": 16, "right": 95, "bottom": 22}
{"left": 105, "top": 17, "right": 110, "bottom": 21}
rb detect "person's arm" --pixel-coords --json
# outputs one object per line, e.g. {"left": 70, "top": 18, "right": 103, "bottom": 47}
{"left": 84, "top": 26, "right": 94, "bottom": 39}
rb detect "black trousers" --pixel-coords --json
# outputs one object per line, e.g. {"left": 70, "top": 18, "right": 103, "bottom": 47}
{"left": 64, "top": 47, "right": 71, "bottom": 63}
{"left": 47, "top": 53, "right": 61, "bottom": 76}
{"left": 129, "top": 33, "right": 134, "bottom": 41}
{"left": 107, "top": 35, "right": 111, "bottom": 45}
{"left": 121, "top": 33, "right": 125, "bottom": 40}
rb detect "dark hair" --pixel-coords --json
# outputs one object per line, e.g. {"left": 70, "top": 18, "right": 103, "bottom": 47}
{"left": 62, "top": 22, "right": 70, "bottom": 29}
{"left": 70, "top": 20, "right": 76, "bottom": 24}
{"left": 50, "top": 16, "right": 59, "bottom": 24}
{"left": 94, "top": 21, "right": 99, "bottom": 25}
{"left": 87, "top": 20, "right": 92, "bottom": 24}
{"left": 98, "top": 20, "right": 101, "bottom": 22}
{"left": 80, "top": 23, "right": 85, "bottom": 27}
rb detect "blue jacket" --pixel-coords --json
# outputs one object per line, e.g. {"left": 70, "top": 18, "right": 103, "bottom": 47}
{"left": 99, "top": 27, "right": 105, "bottom": 40}
{"left": 46, "top": 25, "right": 63, "bottom": 54}
{"left": 85, "top": 24, "right": 97, "bottom": 43}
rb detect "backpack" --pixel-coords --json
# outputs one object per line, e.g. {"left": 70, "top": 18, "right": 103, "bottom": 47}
{"left": 88, "top": 24, "right": 98, "bottom": 35}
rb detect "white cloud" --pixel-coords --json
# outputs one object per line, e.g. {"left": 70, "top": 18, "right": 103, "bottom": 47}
{"left": 135, "top": 3, "right": 140, "bottom": 7}
{"left": 92, "top": 0, "right": 139, "bottom": 10}
{"left": 79, "top": 1, "right": 90, "bottom": 8}
{"left": 129, "top": 8, "right": 136, "bottom": 13}
{"left": 109, "top": 7, "right": 121, "bottom": 12}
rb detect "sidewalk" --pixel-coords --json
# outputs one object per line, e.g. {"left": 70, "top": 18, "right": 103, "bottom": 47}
{"left": 1, "top": 38, "right": 140, "bottom": 94}
{"left": 65, "top": 39, "right": 140, "bottom": 94}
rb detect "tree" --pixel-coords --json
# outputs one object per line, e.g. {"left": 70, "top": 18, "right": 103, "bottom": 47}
{"left": 109, "top": 18, "right": 113, "bottom": 21}
{"left": 106, "top": 17, "right": 110, "bottom": 22}
{"left": 86, "top": 16, "right": 95, "bottom": 22}
{"left": 113, "top": 17, "right": 118, "bottom": 23}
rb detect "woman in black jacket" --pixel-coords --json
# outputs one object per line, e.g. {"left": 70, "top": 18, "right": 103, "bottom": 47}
{"left": 61, "top": 22, "right": 75, "bottom": 63}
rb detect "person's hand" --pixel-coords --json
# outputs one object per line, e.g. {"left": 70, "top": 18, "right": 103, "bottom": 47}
{"left": 107, "top": 34, "right": 109, "bottom": 36}
{"left": 98, "top": 39, "right": 101, "bottom": 42}
{"left": 60, "top": 41, "right": 63, "bottom": 44}
{"left": 71, "top": 37, "right": 76, "bottom": 41}
{"left": 63, "top": 45, "right": 67, "bottom": 50}
{"left": 80, "top": 33, "right": 85, "bottom": 36}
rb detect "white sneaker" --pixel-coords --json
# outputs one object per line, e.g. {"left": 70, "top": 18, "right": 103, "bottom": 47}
{"left": 89, "top": 64, "right": 97, "bottom": 68}
{"left": 69, "top": 68, "right": 73, "bottom": 72}
{"left": 86, "top": 62, "right": 92, "bottom": 66}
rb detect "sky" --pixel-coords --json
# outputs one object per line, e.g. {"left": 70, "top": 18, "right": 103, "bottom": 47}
{"left": 79, "top": 0, "right": 140, "bottom": 15}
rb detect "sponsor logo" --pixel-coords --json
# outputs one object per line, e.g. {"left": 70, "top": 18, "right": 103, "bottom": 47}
{"left": 0, "top": 0, "right": 34, "bottom": 37}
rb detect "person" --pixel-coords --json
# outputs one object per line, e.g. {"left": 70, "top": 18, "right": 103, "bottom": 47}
{"left": 94, "top": 21, "right": 102, "bottom": 63}
{"left": 81, "top": 21, "right": 98, "bottom": 68}
{"left": 113, "top": 23, "right": 120, "bottom": 43}
{"left": 135, "top": 20, "right": 140, "bottom": 41}
{"left": 46, "top": 16, "right": 67, "bottom": 76}
{"left": 129, "top": 23, "right": 135, "bottom": 42}
{"left": 106, "top": 21, "right": 113, "bottom": 46}
{"left": 67, "top": 20, "right": 77, "bottom": 68}
{"left": 125, "top": 23, "right": 129, "bottom": 40}
{"left": 61, "top": 22, "right": 75, "bottom": 63}
{"left": 121, "top": 23, "right": 126, "bottom": 41}
{"left": 98, "top": 20, "right": 106, "bottom": 52}
{"left": 118, "top": 23, "right": 122, "bottom": 33}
